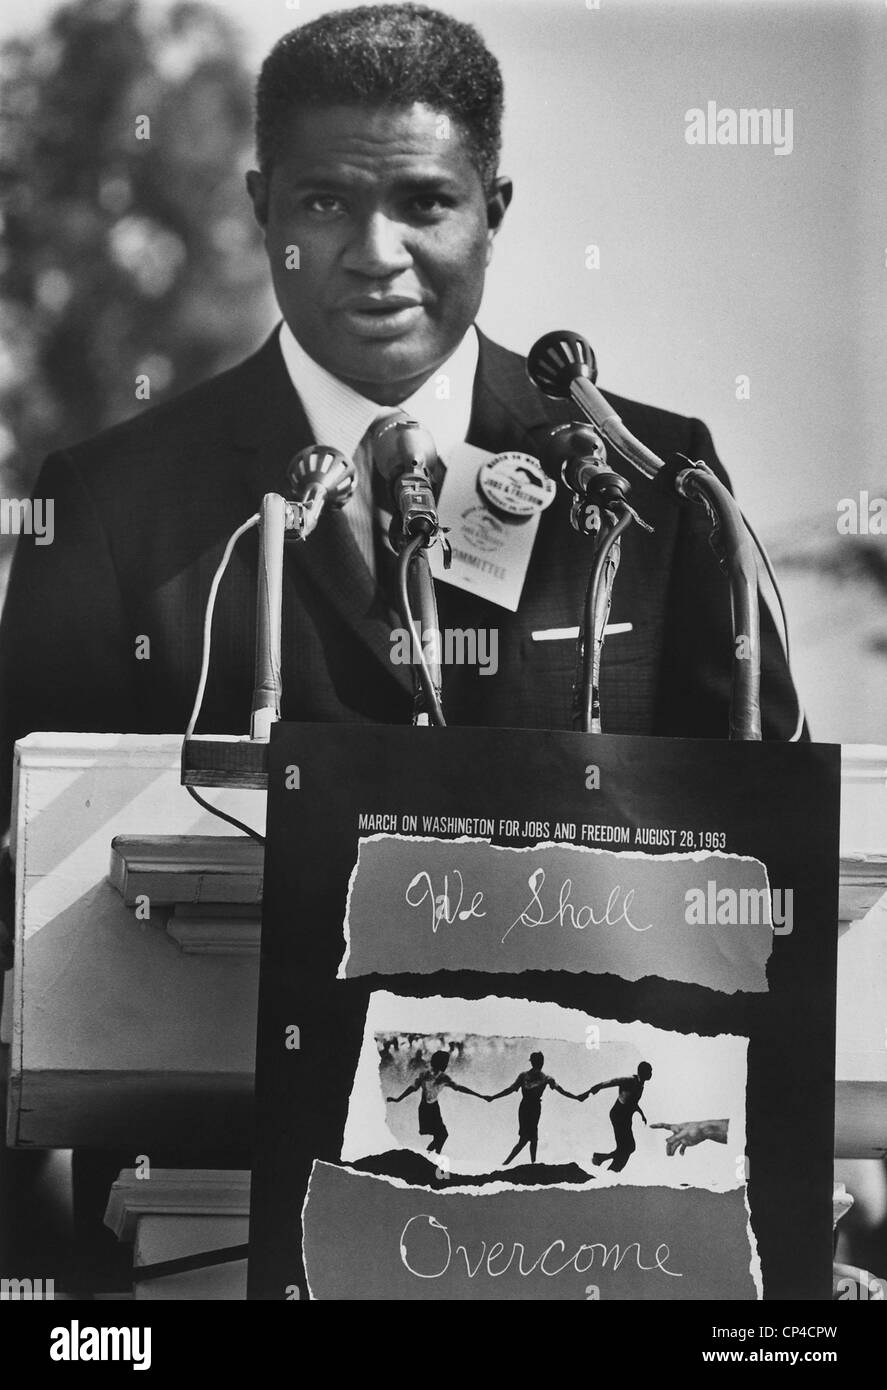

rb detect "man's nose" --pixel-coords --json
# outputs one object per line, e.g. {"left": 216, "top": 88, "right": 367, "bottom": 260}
{"left": 342, "top": 211, "right": 412, "bottom": 278}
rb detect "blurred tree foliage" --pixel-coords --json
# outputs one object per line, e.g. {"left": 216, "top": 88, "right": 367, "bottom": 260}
{"left": 775, "top": 527, "right": 887, "bottom": 656}
{"left": 0, "top": 0, "right": 272, "bottom": 507}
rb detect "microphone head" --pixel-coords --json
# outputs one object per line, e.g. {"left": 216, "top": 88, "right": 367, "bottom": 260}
{"left": 526, "top": 331, "right": 598, "bottom": 399}
{"left": 370, "top": 413, "right": 437, "bottom": 483}
{"left": 533, "top": 421, "right": 607, "bottom": 476}
{"left": 534, "top": 421, "right": 630, "bottom": 506}
{"left": 286, "top": 446, "right": 356, "bottom": 509}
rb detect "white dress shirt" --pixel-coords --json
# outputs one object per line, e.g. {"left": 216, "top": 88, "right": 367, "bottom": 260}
{"left": 278, "top": 321, "right": 479, "bottom": 577}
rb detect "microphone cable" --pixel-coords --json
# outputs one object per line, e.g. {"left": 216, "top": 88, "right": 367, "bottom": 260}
{"left": 737, "top": 512, "right": 806, "bottom": 741}
{"left": 182, "top": 512, "right": 267, "bottom": 845}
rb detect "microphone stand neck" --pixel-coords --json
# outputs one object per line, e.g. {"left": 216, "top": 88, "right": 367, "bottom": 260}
{"left": 574, "top": 504, "right": 633, "bottom": 734}
{"left": 405, "top": 544, "right": 444, "bottom": 725}
{"left": 674, "top": 462, "right": 762, "bottom": 741}
{"left": 249, "top": 490, "right": 329, "bottom": 743}
{"left": 384, "top": 462, "right": 448, "bottom": 727}
{"left": 251, "top": 492, "right": 288, "bottom": 742}
{"left": 561, "top": 443, "right": 637, "bottom": 735}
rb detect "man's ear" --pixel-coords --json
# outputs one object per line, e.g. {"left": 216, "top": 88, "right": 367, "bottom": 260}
{"left": 246, "top": 169, "right": 269, "bottom": 229}
{"left": 485, "top": 176, "right": 513, "bottom": 257}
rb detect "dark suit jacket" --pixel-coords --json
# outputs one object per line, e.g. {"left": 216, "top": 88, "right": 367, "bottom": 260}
{"left": 0, "top": 328, "right": 800, "bottom": 827}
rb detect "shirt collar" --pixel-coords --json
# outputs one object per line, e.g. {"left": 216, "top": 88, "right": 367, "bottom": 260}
{"left": 277, "top": 321, "right": 479, "bottom": 463}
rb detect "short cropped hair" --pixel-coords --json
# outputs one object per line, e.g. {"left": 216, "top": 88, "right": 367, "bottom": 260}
{"left": 255, "top": 4, "right": 504, "bottom": 192}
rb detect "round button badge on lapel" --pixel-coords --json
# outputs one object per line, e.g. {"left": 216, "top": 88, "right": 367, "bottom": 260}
{"left": 477, "top": 453, "right": 557, "bottom": 521}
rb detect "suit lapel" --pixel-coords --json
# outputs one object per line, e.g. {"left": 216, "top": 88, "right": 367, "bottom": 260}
{"left": 468, "top": 330, "right": 569, "bottom": 455}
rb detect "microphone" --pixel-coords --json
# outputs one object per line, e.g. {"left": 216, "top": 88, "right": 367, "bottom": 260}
{"left": 527, "top": 331, "right": 666, "bottom": 481}
{"left": 535, "top": 422, "right": 631, "bottom": 509}
{"left": 285, "top": 445, "right": 356, "bottom": 538}
{"left": 370, "top": 414, "right": 441, "bottom": 545}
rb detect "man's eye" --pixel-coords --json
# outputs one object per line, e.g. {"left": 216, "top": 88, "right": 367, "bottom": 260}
{"left": 304, "top": 195, "right": 345, "bottom": 215}
{"left": 409, "top": 195, "right": 450, "bottom": 217}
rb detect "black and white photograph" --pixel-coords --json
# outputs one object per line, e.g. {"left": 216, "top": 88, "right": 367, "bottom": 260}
{"left": 0, "top": 0, "right": 883, "bottom": 1350}
{"left": 344, "top": 994, "right": 746, "bottom": 1189}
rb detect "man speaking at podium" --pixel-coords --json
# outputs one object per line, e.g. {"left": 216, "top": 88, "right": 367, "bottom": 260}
{"left": 0, "top": 4, "right": 801, "bottom": 860}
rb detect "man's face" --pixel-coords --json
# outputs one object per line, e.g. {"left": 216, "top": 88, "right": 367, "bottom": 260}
{"left": 247, "top": 102, "right": 512, "bottom": 404}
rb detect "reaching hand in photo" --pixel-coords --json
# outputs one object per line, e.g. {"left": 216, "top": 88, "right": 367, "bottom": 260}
{"left": 651, "top": 1120, "right": 729, "bottom": 1156}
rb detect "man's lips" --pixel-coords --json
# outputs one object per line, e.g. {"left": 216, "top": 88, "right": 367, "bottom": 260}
{"left": 341, "top": 295, "right": 423, "bottom": 312}
{"left": 338, "top": 296, "right": 427, "bottom": 338}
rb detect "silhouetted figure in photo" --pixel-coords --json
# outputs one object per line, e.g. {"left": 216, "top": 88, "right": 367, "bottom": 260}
{"left": 488, "top": 1051, "right": 583, "bottom": 1166}
{"left": 584, "top": 1062, "right": 652, "bottom": 1173}
{"left": 378, "top": 1036, "right": 400, "bottom": 1066}
{"left": 387, "top": 1049, "right": 484, "bottom": 1155}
